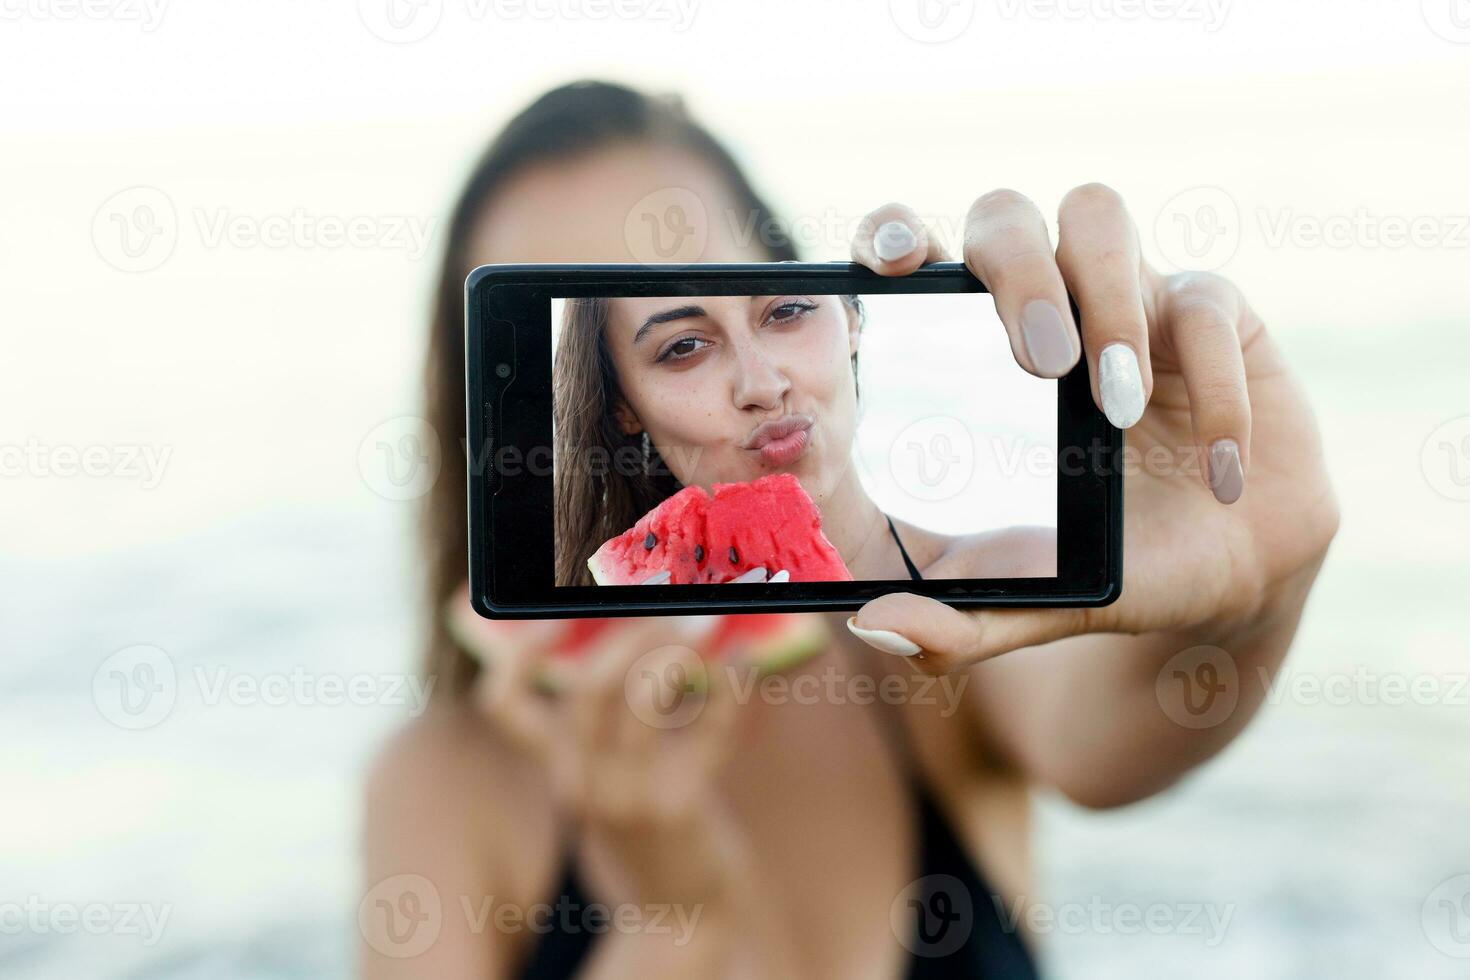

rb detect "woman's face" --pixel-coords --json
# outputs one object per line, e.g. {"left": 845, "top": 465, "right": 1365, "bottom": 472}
{"left": 469, "top": 141, "right": 861, "bottom": 505}
{"left": 604, "top": 294, "right": 859, "bottom": 502}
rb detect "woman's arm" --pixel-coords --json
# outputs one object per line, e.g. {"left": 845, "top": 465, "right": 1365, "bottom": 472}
{"left": 843, "top": 187, "right": 1340, "bottom": 806}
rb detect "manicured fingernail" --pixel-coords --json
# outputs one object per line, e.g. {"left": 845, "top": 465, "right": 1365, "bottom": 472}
{"left": 768, "top": 569, "right": 790, "bottom": 583}
{"left": 1098, "top": 343, "right": 1146, "bottom": 429}
{"left": 641, "top": 570, "right": 671, "bottom": 585}
{"left": 873, "top": 221, "right": 917, "bottom": 262}
{"left": 730, "top": 566, "right": 768, "bottom": 583}
{"left": 1208, "top": 439, "right": 1244, "bottom": 504}
{"left": 846, "top": 616, "right": 922, "bottom": 657}
{"left": 1020, "top": 299, "right": 1076, "bottom": 377}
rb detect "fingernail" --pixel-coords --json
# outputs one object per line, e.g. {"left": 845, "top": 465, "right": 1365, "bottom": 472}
{"left": 845, "top": 616, "right": 922, "bottom": 657}
{"left": 1020, "top": 299, "right": 1076, "bottom": 377}
{"left": 1098, "top": 343, "right": 1146, "bottom": 429}
{"left": 873, "top": 221, "right": 917, "bottom": 262}
{"left": 640, "top": 570, "right": 672, "bottom": 585}
{"left": 730, "top": 566, "right": 768, "bottom": 583}
{"left": 768, "top": 569, "right": 790, "bottom": 583}
{"left": 1208, "top": 439, "right": 1244, "bottom": 504}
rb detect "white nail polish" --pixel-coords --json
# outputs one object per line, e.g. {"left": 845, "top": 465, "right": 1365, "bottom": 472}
{"left": 873, "top": 221, "right": 917, "bottom": 262}
{"left": 730, "top": 566, "right": 768, "bottom": 584}
{"left": 640, "top": 570, "right": 672, "bottom": 585}
{"left": 1098, "top": 343, "right": 1146, "bottom": 429}
{"left": 845, "top": 616, "right": 922, "bottom": 657}
{"left": 768, "top": 569, "right": 790, "bottom": 583}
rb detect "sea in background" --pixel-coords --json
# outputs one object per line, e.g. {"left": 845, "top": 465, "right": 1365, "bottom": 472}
{"left": 4, "top": 7, "right": 1470, "bottom": 974}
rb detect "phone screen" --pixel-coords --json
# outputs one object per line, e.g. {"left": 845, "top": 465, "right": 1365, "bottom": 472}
{"left": 549, "top": 291, "right": 1058, "bottom": 587}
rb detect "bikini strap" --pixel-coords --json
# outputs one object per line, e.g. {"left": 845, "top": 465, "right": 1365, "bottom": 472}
{"left": 885, "top": 514, "right": 924, "bottom": 582}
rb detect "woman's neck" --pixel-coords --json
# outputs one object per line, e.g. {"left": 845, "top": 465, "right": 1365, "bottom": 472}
{"left": 815, "top": 464, "right": 903, "bottom": 580}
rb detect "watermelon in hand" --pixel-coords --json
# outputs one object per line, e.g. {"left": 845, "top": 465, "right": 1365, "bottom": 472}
{"left": 588, "top": 474, "right": 853, "bottom": 586}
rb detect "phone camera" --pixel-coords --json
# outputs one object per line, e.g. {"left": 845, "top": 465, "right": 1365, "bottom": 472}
{"left": 495, "top": 363, "right": 512, "bottom": 379}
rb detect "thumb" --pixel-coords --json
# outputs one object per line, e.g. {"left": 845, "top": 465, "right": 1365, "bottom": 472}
{"left": 846, "top": 593, "right": 1101, "bottom": 674}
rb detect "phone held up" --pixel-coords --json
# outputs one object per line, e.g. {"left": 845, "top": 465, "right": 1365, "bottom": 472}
{"left": 466, "top": 262, "right": 1121, "bottom": 619}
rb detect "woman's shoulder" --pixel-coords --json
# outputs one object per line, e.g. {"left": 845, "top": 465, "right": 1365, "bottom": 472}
{"left": 909, "top": 522, "right": 1058, "bottom": 579}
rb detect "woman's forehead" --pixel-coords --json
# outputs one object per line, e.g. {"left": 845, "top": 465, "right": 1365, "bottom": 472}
{"left": 466, "top": 143, "right": 772, "bottom": 267}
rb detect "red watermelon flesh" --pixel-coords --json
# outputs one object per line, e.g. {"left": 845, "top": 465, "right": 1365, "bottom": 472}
{"left": 446, "top": 586, "right": 830, "bottom": 691}
{"left": 588, "top": 473, "right": 852, "bottom": 585}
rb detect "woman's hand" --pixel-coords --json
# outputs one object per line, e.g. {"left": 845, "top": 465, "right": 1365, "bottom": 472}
{"left": 846, "top": 188, "right": 1339, "bottom": 671}
{"left": 447, "top": 599, "right": 748, "bottom": 908}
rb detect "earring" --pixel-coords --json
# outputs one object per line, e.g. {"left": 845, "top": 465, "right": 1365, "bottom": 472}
{"left": 641, "top": 431, "right": 651, "bottom": 473}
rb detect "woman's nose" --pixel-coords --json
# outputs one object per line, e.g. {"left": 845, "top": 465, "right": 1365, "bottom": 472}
{"left": 731, "top": 346, "right": 789, "bottom": 412}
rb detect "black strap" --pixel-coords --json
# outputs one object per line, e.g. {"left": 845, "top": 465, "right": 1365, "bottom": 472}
{"left": 886, "top": 514, "right": 924, "bottom": 581}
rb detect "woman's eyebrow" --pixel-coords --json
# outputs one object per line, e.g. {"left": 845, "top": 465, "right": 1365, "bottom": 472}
{"left": 633, "top": 304, "right": 706, "bottom": 345}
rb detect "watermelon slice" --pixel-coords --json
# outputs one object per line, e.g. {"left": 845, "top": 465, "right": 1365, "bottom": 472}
{"left": 588, "top": 473, "right": 853, "bottom": 585}
{"left": 447, "top": 588, "right": 830, "bottom": 692}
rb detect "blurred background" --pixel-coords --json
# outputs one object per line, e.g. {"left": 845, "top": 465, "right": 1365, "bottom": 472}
{"left": 2, "top": 1, "right": 1468, "bottom": 976}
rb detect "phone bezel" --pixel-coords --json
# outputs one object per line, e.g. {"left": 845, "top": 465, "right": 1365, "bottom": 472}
{"left": 466, "top": 261, "right": 1122, "bottom": 619}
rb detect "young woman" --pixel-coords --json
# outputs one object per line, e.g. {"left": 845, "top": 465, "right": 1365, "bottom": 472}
{"left": 363, "top": 81, "right": 1339, "bottom": 979}
{"left": 552, "top": 292, "right": 1056, "bottom": 587}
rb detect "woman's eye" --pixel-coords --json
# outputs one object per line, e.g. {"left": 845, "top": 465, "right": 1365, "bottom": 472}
{"left": 768, "top": 300, "right": 817, "bottom": 323}
{"left": 657, "top": 336, "right": 709, "bottom": 362}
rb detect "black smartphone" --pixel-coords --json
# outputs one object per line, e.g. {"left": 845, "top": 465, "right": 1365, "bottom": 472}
{"left": 465, "top": 261, "right": 1121, "bottom": 618}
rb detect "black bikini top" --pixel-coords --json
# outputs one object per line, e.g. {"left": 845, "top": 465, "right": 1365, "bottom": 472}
{"left": 886, "top": 514, "right": 924, "bottom": 581}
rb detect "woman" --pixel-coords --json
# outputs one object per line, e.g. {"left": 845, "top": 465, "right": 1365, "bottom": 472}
{"left": 553, "top": 292, "right": 1056, "bottom": 587}
{"left": 363, "top": 80, "right": 1339, "bottom": 978}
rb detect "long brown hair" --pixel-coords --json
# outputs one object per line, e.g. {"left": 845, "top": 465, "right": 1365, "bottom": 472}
{"left": 422, "top": 80, "right": 798, "bottom": 697}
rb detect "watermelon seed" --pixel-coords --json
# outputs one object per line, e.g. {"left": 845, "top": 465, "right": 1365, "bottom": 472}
{"left": 694, "top": 545, "right": 704, "bottom": 562}
{"left": 643, "top": 532, "right": 656, "bottom": 550}
{"left": 728, "top": 546, "right": 738, "bottom": 565}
